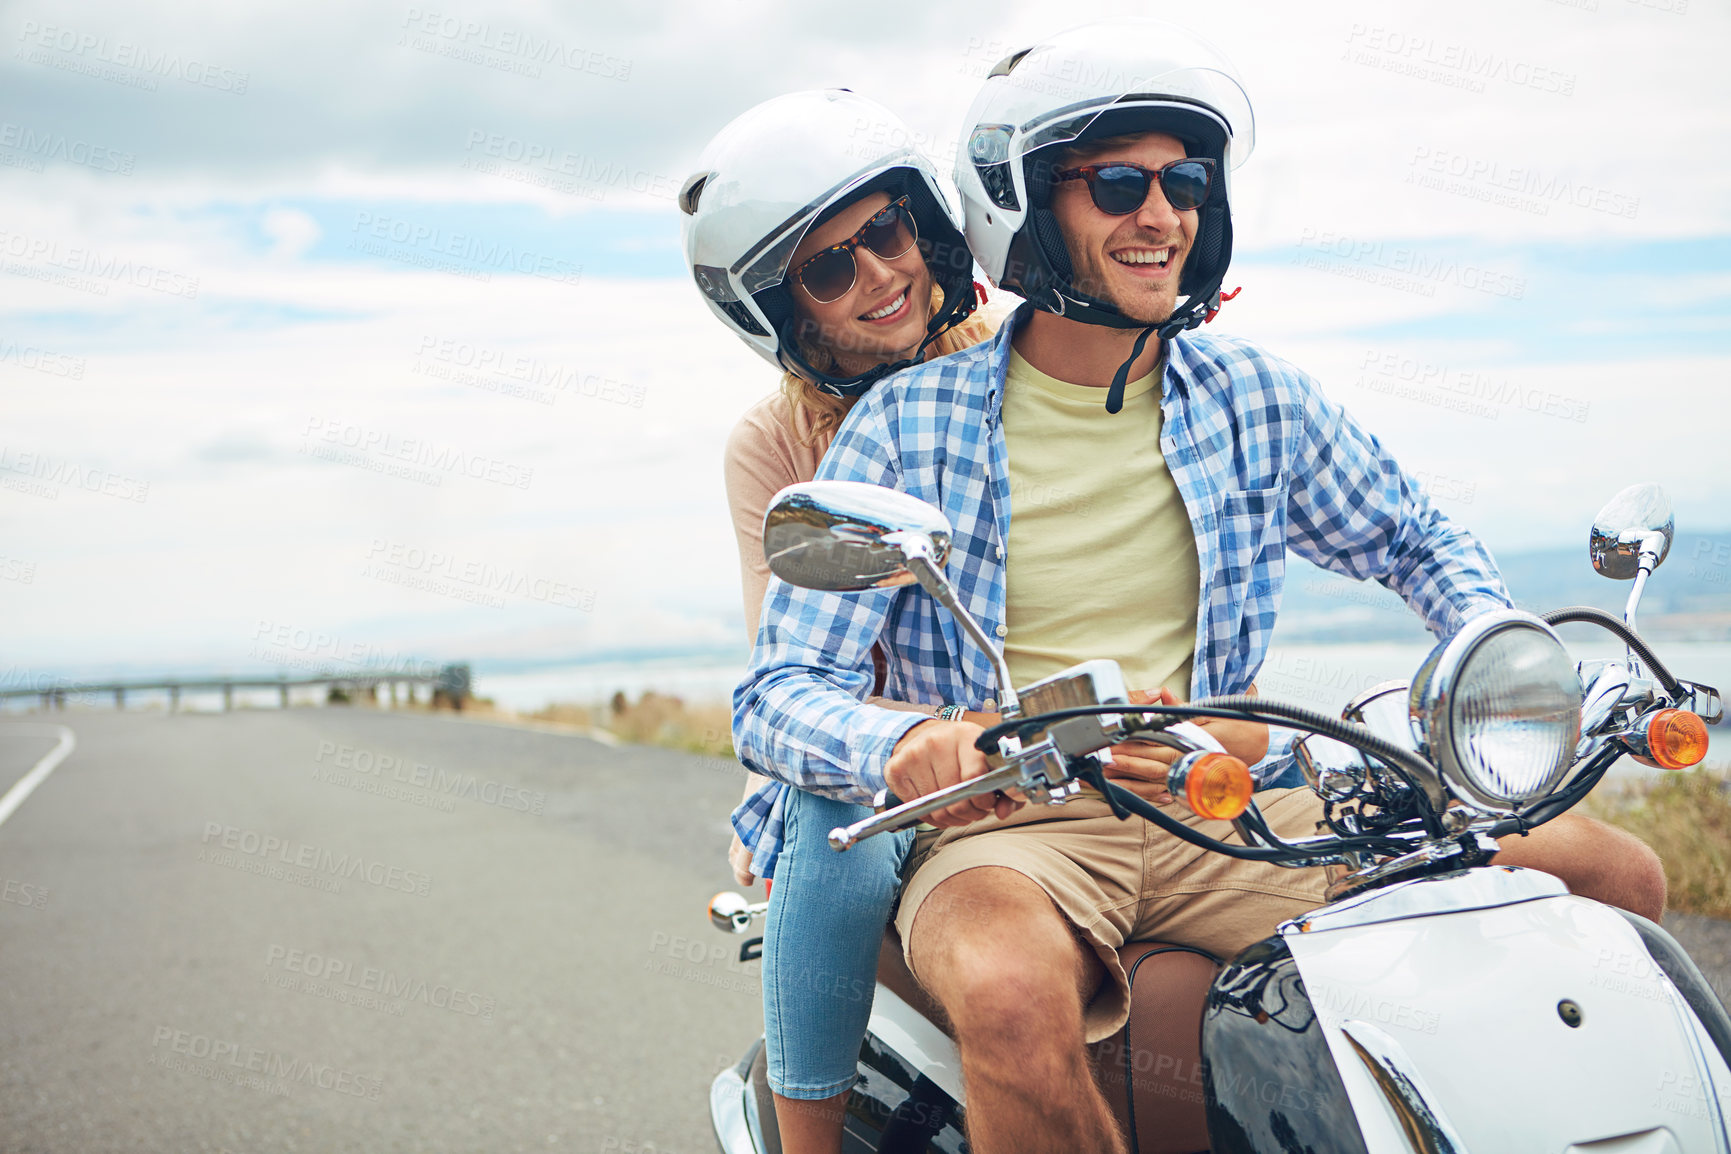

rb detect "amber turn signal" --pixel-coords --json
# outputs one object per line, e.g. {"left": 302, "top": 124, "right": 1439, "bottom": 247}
{"left": 1170, "top": 752, "right": 1255, "bottom": 821}
{"left": 1646, "top": 709, "right": 1709, "bottom": 770}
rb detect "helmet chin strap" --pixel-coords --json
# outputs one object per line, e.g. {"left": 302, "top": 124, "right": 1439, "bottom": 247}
{"left": 1053, "top": 274, "right": 1225, "bottom": 414}
{"left": 780, "top": 279, "right": 978, "bottom": 399}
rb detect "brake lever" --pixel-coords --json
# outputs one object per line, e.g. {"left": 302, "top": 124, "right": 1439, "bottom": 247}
{"left": 829, "top": 759, "right": 1031, "bottom": 851}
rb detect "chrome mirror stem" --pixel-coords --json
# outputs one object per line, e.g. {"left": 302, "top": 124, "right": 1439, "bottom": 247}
{"left": 900, "top": 537, "right": 1020, "bottom": 719}
{"left": 1622, "top": 530, "right": 1666, "bottom": 675}
{"left": 1623, "top": 568, "right": 1649, "bottom": 675}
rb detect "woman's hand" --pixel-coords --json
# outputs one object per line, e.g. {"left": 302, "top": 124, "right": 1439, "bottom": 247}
{"left": 1103, "top": 686, "right": 1271, "bottom": 805}
{"left": 728, "top": 833, "right": 757, "bottom": 887}
{"left": 727, "top": 772, "right": 771, "bottom": 887}
{"left": 1103, "top": 688, "right": 1182, "bottom": 805}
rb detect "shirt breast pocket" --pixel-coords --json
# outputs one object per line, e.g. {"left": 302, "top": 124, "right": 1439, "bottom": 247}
{"left": 1217, "top": 481, "right": 1288, "bottom": 598}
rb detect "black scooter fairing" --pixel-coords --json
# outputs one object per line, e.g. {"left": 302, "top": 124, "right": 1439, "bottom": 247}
{"left": 1201, "top": 936, "right": 1370, "bottom": 1154}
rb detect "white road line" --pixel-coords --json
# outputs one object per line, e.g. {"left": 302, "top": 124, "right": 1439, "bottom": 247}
{"left": 0, "top": 725, "right": 75, "bottom": 829}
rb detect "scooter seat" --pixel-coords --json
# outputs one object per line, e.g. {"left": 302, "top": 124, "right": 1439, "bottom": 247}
{"left": 875, "top": 930, "right": 1217, "bottom": 1154}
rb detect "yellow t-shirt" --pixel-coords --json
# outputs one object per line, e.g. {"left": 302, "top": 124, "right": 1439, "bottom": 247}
{"left": 1000, "top": 347, "right": 1202, "bottom": 699}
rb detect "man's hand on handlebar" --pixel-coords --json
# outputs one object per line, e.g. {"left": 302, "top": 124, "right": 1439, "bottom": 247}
{"left": 885, "top": 719, "right": 1022, "bottom": 828}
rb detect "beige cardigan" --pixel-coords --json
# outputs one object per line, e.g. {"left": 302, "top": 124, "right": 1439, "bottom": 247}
{"left": 724, "top": 391, "right": 938, "bottom": 721}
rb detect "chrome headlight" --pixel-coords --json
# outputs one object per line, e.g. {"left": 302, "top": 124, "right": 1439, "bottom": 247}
{"left": 1410, "top": 610, "right": 1582, "bottom": 813}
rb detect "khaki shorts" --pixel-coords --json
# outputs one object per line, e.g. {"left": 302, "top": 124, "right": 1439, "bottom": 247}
{"left": 894, "top": 787, "right": 1330, "bottom": 1043}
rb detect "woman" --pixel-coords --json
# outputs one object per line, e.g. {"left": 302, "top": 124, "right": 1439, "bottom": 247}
{"left": 681, "top": 91, "right": 1265, "bottom": 1153}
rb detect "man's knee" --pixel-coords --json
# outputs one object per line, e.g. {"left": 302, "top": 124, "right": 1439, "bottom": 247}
{"left": 908, "top": 867, "right": 1097, "bottom": 1041}
{"left": 1496, "top": 813, "right": 1666, "bottom": 921}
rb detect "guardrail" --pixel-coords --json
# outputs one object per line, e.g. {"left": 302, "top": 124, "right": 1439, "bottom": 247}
{"left": 0, "top": 664, "right": 472, "bottom": 712}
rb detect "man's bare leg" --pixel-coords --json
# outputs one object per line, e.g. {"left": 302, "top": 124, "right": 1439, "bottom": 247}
{"left": 1495, "top": 812, "right": 1666, "bottom": 920}
{"left": 907, "top": 866, "right": 1124, "bottom": 1154}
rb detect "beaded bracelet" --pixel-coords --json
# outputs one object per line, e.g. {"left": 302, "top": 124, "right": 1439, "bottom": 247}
{"left": 937, "top": 704, "right": 966, "bottom": 723}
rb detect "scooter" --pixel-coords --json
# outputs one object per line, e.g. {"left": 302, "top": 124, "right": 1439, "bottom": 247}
{"left": 710, "top": 480, "right": 1730, "bottom": 1153}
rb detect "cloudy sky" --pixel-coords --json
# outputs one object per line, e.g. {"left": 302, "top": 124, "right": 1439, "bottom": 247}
{"left": 2, "top": 0, "right": 1727, "bottom": 697}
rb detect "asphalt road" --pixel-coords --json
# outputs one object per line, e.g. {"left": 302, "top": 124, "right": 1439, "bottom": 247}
{"left": 3, "top": 708, "right": 1729, "bottom": 1154}
{"left": 0, "top": 709, "right": 761, "bottom": 1154}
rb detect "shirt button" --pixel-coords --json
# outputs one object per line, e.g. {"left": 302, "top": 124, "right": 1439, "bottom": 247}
{"left": 994, "top": 624, "right": 1008, "bottom": 638}
{"left": 983, "top": 699, "right": 997, "bottom": 711}
{"left": 995, "top": 545, "right": 1004, "bottom": 559}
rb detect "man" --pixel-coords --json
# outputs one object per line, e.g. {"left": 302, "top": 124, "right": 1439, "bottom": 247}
{"left": 733, "top": 21, "right": 1662, "bottom": 1154}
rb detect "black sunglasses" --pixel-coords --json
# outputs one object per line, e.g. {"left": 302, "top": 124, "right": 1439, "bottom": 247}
{"left": 1053, "top": 158, "right": 1217, "bottom": 215}
{"left": 792, "top": 197, "right": 920, "bottom": 304}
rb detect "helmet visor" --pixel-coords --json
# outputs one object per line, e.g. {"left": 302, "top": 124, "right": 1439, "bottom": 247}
{"left": 967, "top": 21, "right": 1255, "bottom": 192}
{"left": 691, "top": 142, "right": 931, "bottom": 303}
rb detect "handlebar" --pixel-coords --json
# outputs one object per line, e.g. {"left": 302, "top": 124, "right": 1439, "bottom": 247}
{"left": 823, "top": 625, "right": 1710, "bottom": 887}
{"left": 829, "top": 759, "right": 1027, "bottom": 850}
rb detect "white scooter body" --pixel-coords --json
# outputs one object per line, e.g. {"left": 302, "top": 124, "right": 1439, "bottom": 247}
{"left": 1281, "top": 867, "right": 1731, "bottom": 1152}
{"left": 817, "top": 867, "right": 1731, "bottom": 1152}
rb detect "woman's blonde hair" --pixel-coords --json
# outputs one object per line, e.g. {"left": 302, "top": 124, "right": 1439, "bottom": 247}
{"left": 779, "top": 283, "right": 997, "bottom": 444}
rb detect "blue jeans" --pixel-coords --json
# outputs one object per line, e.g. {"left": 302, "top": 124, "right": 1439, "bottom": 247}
{"left": 761, "top": 786, "right": 914, "bottom": 1099}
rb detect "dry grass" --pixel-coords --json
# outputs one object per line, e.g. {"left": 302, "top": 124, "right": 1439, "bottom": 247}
{"left": 1591, "top": 767, "right": 1731, "bottom": 919}
{"left": 527, "top": 691, "right": 735, "bottom": 759}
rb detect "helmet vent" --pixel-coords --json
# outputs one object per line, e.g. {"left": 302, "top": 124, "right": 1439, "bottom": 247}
{"left": 988, "top": 48, "right": 1032, "bottom": 78}
{"left": 678, "top": 171, "right": 712, "bottom": 216}
{"left": 718, "top": 299, "right": 767, "bottom": 337}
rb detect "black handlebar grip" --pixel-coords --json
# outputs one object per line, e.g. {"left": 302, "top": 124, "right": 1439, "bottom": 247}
{"left": 877, "top": 789, "right": 904, "bottom": 811}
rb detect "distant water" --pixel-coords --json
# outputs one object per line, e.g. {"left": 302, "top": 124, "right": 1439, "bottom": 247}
{"left": 471, "top": 640, "right": 1730, "bottom": 774}
{"left": 478, "top": 659, "right": 748, "bottom": 713}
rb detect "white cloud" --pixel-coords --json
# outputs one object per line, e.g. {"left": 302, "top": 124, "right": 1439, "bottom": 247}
{"left": 2, "top": 0, "right": 1727, "bottom": 695}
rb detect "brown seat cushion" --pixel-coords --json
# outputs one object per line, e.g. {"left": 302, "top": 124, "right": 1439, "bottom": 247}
{"left": 874, "top": 931, "right": 1217, "bottom": 1153}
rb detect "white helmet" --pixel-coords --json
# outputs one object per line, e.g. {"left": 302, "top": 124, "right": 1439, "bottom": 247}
{"left": 679, "top": 89, "right": 977, "bottom": 397}
{"left": 955, "top": 20, "right": 1254, "bottom": 343}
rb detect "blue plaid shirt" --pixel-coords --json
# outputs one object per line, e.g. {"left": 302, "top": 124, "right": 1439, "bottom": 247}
{"left": 731, "top": 306, "right": 1511, "bottom": 879}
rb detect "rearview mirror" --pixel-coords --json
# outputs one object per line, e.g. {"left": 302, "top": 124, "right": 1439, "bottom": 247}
{"left": 763, "top": 481, "right": 952, "bottom": 592}
{"left": 1589, "top": 483, "right": 1673, "bottom": 580}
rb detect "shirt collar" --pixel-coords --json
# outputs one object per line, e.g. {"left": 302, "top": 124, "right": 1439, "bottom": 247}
{"left": 982, "top": 302, "right": 1030, "bottom": 423}
{"left": 985, "top": 301, "right": 1196, "bottom": 414}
